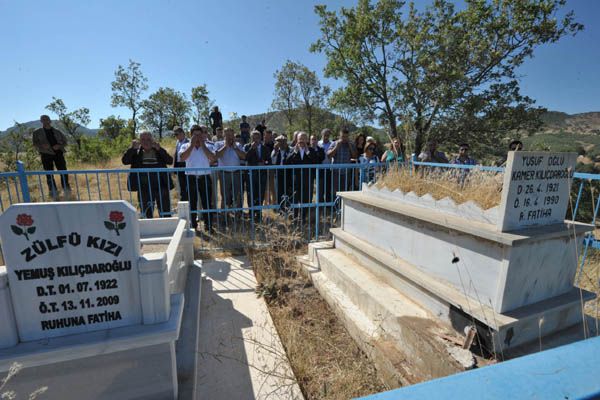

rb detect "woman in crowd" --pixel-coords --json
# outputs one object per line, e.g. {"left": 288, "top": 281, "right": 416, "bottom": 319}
{"left": 359, "top": 140, "right": 380, "bottom": 184}
{"left": 354, "top": 133, "right": 367, "bottom": 159}
{"left": 381, "top": 137, "right": 406, "bottom": 165}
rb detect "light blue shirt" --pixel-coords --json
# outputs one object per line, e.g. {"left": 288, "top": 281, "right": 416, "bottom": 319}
{"left": 215, "top": 140, "right": 244, "bottom": 168}
{"left": 318, "top": 140, "right": 333, "bottom": 164}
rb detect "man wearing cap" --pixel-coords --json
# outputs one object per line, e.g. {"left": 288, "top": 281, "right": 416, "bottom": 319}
{"left": 173, "top": 126, "right": 189, "bottom": 201}
{"left": 271, "top": 134, "right": 292, "bottom": 211}
{"left": 179, "top": 125, "right": 216, "bottom": 233}
{"left": 32, "top": 114, "right": 71, "bottom": 199}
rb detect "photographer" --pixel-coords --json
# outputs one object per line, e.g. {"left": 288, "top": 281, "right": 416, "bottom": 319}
{"left": 122, "top": 132, "right": 173, "bottom": 218}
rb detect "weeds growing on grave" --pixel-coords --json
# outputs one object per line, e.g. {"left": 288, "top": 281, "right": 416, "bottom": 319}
{"left": 242, "top": 219, "right": 387, "bottom": 400}
{"left": 375, "top": 166, "right": 503, "bottom": 210}
{"left": 1, "top": 362, "right": 48, "bottom": 400}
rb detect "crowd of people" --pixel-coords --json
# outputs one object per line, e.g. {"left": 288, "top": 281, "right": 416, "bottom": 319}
{"left": 31, "top": 113, "right": 525, "bottom": 234}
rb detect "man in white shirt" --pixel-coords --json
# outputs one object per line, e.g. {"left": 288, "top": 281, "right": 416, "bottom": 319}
{"left": 173, "top": 126, "right": 190, "bottom": 202}
{"left": 215, "top": 128, "right": 246, "bottom": 213}
{"left": 317, "top": 128, "right": 334, "bottom": 204}
{"left": 179, "top": 125, "right": 217, "bottom": 233}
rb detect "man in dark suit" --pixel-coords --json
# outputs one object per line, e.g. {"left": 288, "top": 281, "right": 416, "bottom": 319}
{"left": 309, "top": 134, "right": 325, "bottom": 203}
{"left": 286, "top": 132, "right": 316, "bottom": 221}
{"left": 271, "top": 135, "right": 292, "bottom": 213}
{"left": 122, "top": 132, "right": 173, "bottom": 218}
{"left": 173, "top": 126, "right": 189, "bottom": 201}
{"left": 244, "top": 130, "right": 272, "bottom": 223}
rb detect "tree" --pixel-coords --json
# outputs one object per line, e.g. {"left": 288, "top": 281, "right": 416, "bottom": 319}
{"left": 45, "top": 97, "right": 91, "bottom": 150}
{"left": 272, "top": 60, "right": 329, "bottom": 134}
{"left": 141, "top": 89, "right": 169, "bottom": 139}
{"left": 272, "top": 61, "right": 299, "bottom": 128}
{"left": 296, "top": 64, "right": 330, "bottom": 135}
{"left": 141, "top": 87, "right": 191, "bottom": 139}
{"left": 0, "top": 122, "right": 40, "bottom": 171}
{"left": 191, "top": 84, "right": 214, "bottom": 126}
{"left": 111, "top": 60, "right": 148, "bottom": 138}
{"left": 311, "top": 0, "right": 582, "bottom": 153}
{"left": 98, "top": 115, "right": 127, "bottom": 139}
{"left": 164, "top": 89, "right": 191, "bottom": 131}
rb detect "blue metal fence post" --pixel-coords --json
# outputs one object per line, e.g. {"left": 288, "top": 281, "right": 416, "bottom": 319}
{"left": 16, "top": 160, "right": 31, "bottom": 203}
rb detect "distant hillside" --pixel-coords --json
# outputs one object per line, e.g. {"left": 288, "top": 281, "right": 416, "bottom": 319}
{"left": 0, "top": 120, "right": 99, "bottom": 137}
{"left": 539, "top": 111, "right": 600, "bottom": 135}
{"left": 225, "top": 109, "right": 361, "bottom": 136}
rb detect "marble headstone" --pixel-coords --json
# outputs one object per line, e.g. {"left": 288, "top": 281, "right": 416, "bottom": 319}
{"left": 498, "top": 151, "right": 577, "bottom": 232}
{"left": 0, "top": 201, "right": 142, "bottom": 341}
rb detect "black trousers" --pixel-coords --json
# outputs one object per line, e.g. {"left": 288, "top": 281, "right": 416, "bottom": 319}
{"left": 174, "top": 162, "right": 188, "bottom": 202}
{"left": 275, "top": 169, "right": 293, "bottom": 210}
{"left": 249, "top": 170, "right": 267, "bottom": 222}
{"left": 318, "top": 168, "right": 334, "bottom": 204}
{"left": 137, "top": 180, "right": 171, "bottom": 219}
{"left": 41, "top": 152, "right": 70, "bottom": 192}
{"left": 188, "top": 175, "right": 213, "bottom": 231}
{"left": 293, "top": 172, "right": 311, "bottom": 221}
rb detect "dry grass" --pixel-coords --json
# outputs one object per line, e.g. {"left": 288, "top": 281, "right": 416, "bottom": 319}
{"left": 578, "top": 250, "right": 600, "bottom": 322}
{"left": 242, "top": 222, "right": 388, "bottom": 400}
{"left": 375, "top": 167, "right": 503, "bottom": 210}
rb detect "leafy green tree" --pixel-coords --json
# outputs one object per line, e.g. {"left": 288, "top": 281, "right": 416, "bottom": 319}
{"left": 0, "top": 122, "right": 41, "bottom": 171}
{"left": 311, "top": 0, "right": 582, "bottom": 153}
{"left": 191, "top": 84, "right": 214, "bottom": 126}
{"left": 45, "top": 97, "right": 91, "bottom": 150}
{"left": 141, "top": 89, "right": 169, "bottom": 139}
{"left": 164, "top": 89, "right": 191, "bottom": 131}
{"left": 141, "top": 88, "right": 191, "bottom": 139}
{"left": 98, "top": 115, "right": 127, "bottom": 139}
{"left": 111, "top": 60, "right": 148, "bottom": 138}
{"left": 272, "top": 60, "right": 329, "bottom": 135}
{"left": 272, "top": 61, "right": 299, "bottom": 128}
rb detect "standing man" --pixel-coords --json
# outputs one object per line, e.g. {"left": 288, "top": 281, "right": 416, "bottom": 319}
{"left": 179, "top": 125, "right": 216, "bottom": 233}
{"left": 271, "top": 134, "right": 292, "bottom": 211}
{"left": 318, "top": 129, "right": 334, "bottom": 204}
{"left": 213, "top": 126, "right": 224, "bottom": 142}
{"left": 209, "top": 106, "right": 223, "bottom": 136}
{"left": 309, "top": 134, "right": 325, "bottom": 202}
{"left": 286, "top": 132, "right": 316, "bottom": 221}
{"left": 255, "top": 119, "right": 267, "bottom": 138}
{"left": 122, "top": 132, "right": 173, "bottom": 218}
{"left": 239, "top": 115, "right": 251, "bottom": 145}
{"left": 173, "top": 126, "right": 189, "bottom": 201}
{"left": 32, "top": 115, "right": 71, "bottom": 199}
{"left": 418, "top": 139, "right": 449, "bottom": 163}
{"left": 263, "top": 129, "right": 276, "bottom": 205}
{"left": 451, "top": 143, "right": 477, "bottom": 165}
{"left": 327, "top": 128, "right": 358, "bottom": 194}
{"left": 215, "top": 128, "right": 246, "bottom": 220}
{"left": 245, "top": 130, "right": 270, "bottom": 222}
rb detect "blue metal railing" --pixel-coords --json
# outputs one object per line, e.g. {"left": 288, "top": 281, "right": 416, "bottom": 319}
{"left": 359, "top": 334, "right": 600, "bottom": 400}
{"left": 2, "top": 158, "right": 600, "bottom": 250}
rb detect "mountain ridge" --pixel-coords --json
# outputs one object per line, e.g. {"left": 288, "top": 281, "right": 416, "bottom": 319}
{"left": 2, "top": 110, "right": 599, "bottom": 137}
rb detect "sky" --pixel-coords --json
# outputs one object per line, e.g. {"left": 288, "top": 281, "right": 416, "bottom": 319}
{"left": 0, "top": 0, "right": 598, "bottom": 130}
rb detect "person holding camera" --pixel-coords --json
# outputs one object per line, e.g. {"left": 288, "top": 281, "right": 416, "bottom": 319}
{"left": 122, "top": 132, "right": 173, "bottom": 218}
